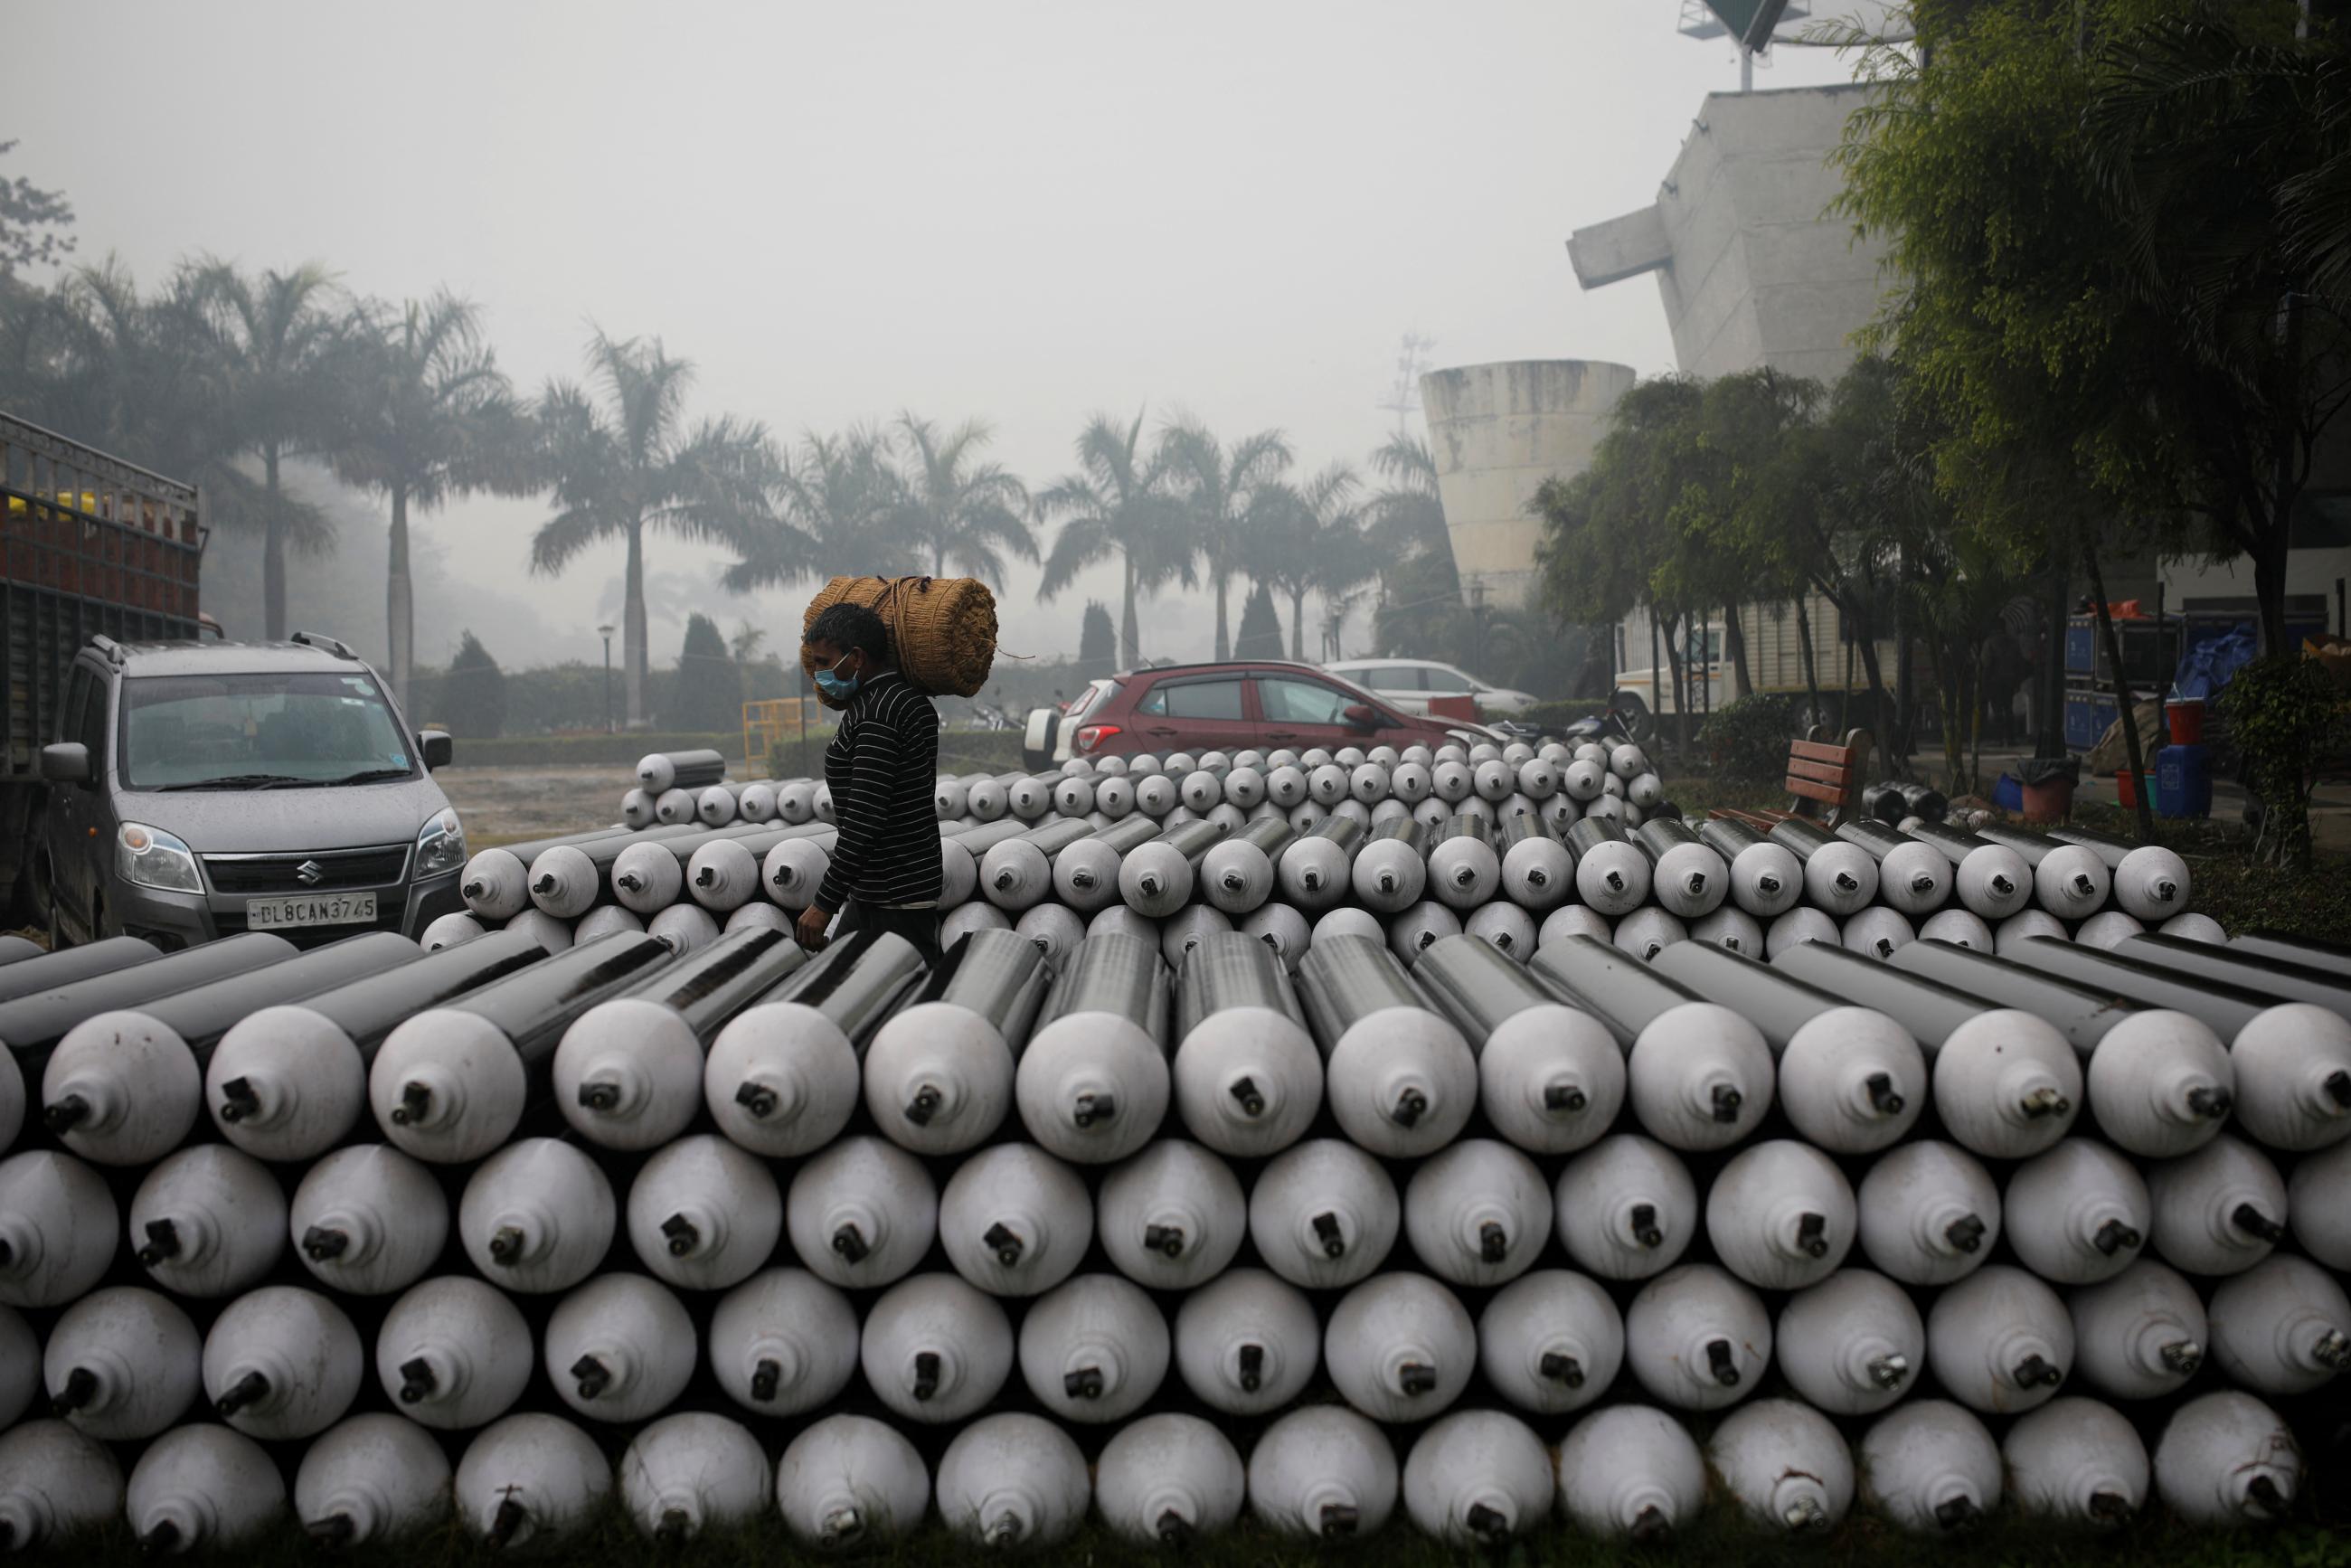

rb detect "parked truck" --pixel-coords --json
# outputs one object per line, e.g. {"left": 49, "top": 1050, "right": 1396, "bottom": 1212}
{"left": 3, "top": 414, "right": 467, "bottom": 947}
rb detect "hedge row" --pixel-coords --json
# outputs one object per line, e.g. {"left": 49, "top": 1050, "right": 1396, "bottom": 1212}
{"left": 763, "top": 729, "right": 1028, "bottom": 779}
{"left": 443, "top": 732, "right": 749, "bottom": 769}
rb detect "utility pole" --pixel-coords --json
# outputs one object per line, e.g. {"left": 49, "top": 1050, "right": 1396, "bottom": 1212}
{"left": 1379, "top": 333, "right": 1437, "bottom": 438}
{"left": 599, "top": 624, "right": 616, "bottom": 733}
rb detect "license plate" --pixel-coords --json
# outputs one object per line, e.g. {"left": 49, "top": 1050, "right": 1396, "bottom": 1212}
{"left": 247, "top": 893, "right": 377, "bottom": 930}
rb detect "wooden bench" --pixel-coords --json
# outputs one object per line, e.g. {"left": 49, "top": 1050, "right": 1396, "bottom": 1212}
{"left": 1785, "top": 726, "right": 1874, "bottom": 826}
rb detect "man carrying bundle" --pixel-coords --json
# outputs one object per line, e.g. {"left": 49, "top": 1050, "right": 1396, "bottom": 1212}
{"left": 796, "top": 603, "right": 942, "bottom": 960}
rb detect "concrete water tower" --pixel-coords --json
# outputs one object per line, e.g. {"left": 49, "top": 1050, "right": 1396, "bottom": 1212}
{"left": 1418, "top": 360, "right": 1637, "bottom": 610}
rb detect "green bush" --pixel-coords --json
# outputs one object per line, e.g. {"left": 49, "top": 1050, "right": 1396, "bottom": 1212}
{"left": 767, "top": 728, "right": 1027, "bottom": 779}
{"left": 443, "top": 731, "right": 748, "bottom": 768}
{"left": 1698, "top": 693, "right": 1801, "bottom": 782}
{"left": 673, "top": 613, "right": 744, "bottom": 734}
{"left": 439, "top": 631, "right": 508, "bottom": 740}
{"left": 2218, "top": 655, "right": 2349, "bottom": 870}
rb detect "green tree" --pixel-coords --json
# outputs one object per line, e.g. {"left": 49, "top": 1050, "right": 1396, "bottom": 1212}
{"left": 891, "top": 414, "right": 1034, "bottom": 584}
{"left": 440, "top": 630, "right": 508, "bottom": 739}
{"left": 0, "top": 140, "right": 74, "bottom": 282}
{"left": 1037, "top": 410, "right": 1194, "bottom": 667}
{"left": 531, "top": 328, "right": 775, "bottom": 728}
{"left": 673, "top": 611, "right": 741, "bottom": 733}
{"left": 1233, "top": 581, "right": 1284, "bottom": 659}
{"left": 1077, "top": 601, "right": 1117, "bottom": 680}
{"left": 194, "top": 260, "right": 349, "bottom": 642}
{"left": 1160, "top": 420, "right": 1292, "bottom": 660}
{"left": 1252, "top": 464, "right": 1377, "bottom": 663}
{"left": 335, "top": 292, "right": 536, "bottom": 713}
{"left": 722, "top": 426, "right": 913, "bottom": 595}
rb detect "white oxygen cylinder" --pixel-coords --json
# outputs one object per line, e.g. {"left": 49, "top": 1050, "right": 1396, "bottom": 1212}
{"left": 2005, "top": 1139, "right": 2152, "bottom": 1283}
{"left": 1919, "top": 908, "right": 1995, "bottom": 949}
{"left": 1324, "top": 1271, "right": 1477, "bottom": 1423}
{"left": 2153, "top": 1392, "right": 2302, "bottom": 1525}
{"left": 1998, "top": 908, "right": 2071, "bottom": 952}
{"left": 1933, "top": 1009, "right": 2082, "bottom": 1158}
{"left": 1955, "top": 842, "right": 2033, "bottom": 920}
{"left": 1705, "top": 1138, "right": 1855, "bottom": 1290}
{"left": 1766, "top": 905, "right": 1840, "bottom": 958}
{"left": 646, "top": 902, "right": 717, "bottom": 955}
{"left": 1538, "top": 904, "right": 1613, "bottom": 949}
{"left": 1174, "top": 1267, "right": 1320, "bottom": 1415}
{"left": 1728, "top": 840, "right": 1803, "bottom": 918}
{"left": 422, "top": 911, "right": 483, "bottom": 948}
{"left": 2087, "top": 1012, "right": 2235, "bottom": 1157}
{"left": 1017, "top": 933, "right": 1173, "bottom": 1163}
{"left": 1402, "top": 1410, "right": 1553, "bottom": 1544}
{"left": 938, "top": 1142, "right": 1092, "bottom": 1298}
{"left": 1097, "top": 1139, "right": 1246, "bottom": 1290}
{"left": 1710, "top": 1398, "right": 1854, "bottom": 1534}
{"left": 2291, "top": 1137, "right": 2351, "bottom": 1266}
{"left": 936, "top": 1413, "right": 1091, "bottom": 1549}
{"left": 979, "top": 837, "right": 1053, "bottom": 912}
{"left": 2076, "top": 911, "right": 2145, "bottom": 949}
{"left": 653, "top": 787, "right": 695, "bottom": 825}
{"left": 502, "top": 908, "right": 574, "bottom": 955}
{"left": 861, "top": 1272, "right": 1014, "bottom": 1425}
{"left": 1858, "top": 1401, "right": 2002, "bottom": 1534}
{"left": 1248, "top": 1405, "right": 1398, "bottom": 1540}
{"left": 707, "top": 1267, "right": 858, "bottom": 1415}
{"left": 2163, "top": 911, "right": 2226, "bottom": 940}
{"left": 457, "top": 1137, "right": 614, "bottom": 1295}
{"left": 2036, "top": 844, "right": 2111, "bottom": 919}
{"left": 1466, "top": 901, "right": 1538, "bottom": 959}
{"left": 2147, "top": 1133, "right": 2289, "bottom": 1276}
{"left": 455, "top": 1413, "right": 610, "bottom": 1548}
{"left": 542, "top": 1273, "right": 696, "bottom": 1424}
{"left": 703, "top": 997, "right": 863, "bottom": 1157}
{"left": 42, "top": 1286, "right": 200, "bottom": 1440}
{"left": 775, "top": 1414, "right": 929, "bottom": 1548}
{"left": 618, "top": 1412, "right": 770, "bottom": 1544}
{"left": 1803, "top": 840, "right": 1879, "bottom": 915}
{"left": 1858, "top": 1139, "right": 2000, "bottom": 1285}
{"left": 1476, "top": 1000, "right": 1624, "bottom": 1157}
{"left": 1501, "top": 832, "right": 1574, "bottom": 913}
{"left": 1927, "top": 1262, "right": 2075, "bottom": 1413}
{"left": 1612, "top": 905, "right": 1685, "bottom": 961}
{"left": 295, "top": 1413, "right": 452, "bottom": 1547}
{"left": 737, "top": 779, "right": 777, "bottom": 823}
{"left": 1625, "top": 1006, "right": 1774, "bottom": 1152}
{"left": 2004, "top": 1398, "right": 2148, "bottom": 1526}
{"left": 1554, "top": 1404, "right": 1705, "bottom": 1539}
{"left": 2206, "top": 1253, "right": 2351, "bottom": 1394}
{"left": 127, "top": 1424, "right": 284, "bottom": 1554}
{"left": 0, "top": 1420, "right": 122, "bottom": 1548}
{"left": 628, "top": 1133, "right": 782, "bottom": 1291}
{"left": 1843, "top": 904, "right": 1914, "bottom": 960}
{"left": 1097, "top": 1413, "right": 1246, "bottom": 1545}
{"left": 1775, "top": 1007, "right": 1927, "bottom": 1155}
{"left": 2230, "top": 1002, "right": 2351, "bottom": 1152}
{"left": 1249, "top": 1138, "right": 1401, "bottom": 1289}
{"left": 1403, "top": 1138, "right": 1552, "bottom": 1287}
{"left": 1015, "top": 903, "right": 1087, "bottom": 970}
{"left": 1625, "top": 1262, "right": 1771, "bottom": 1410}
{"left": 1239, "top": 901, "right": 1313, "bottom": 973}
{"left": 787, "top": 1135, "right": 938, "bottom": 1289}
{"left": 1018, "top": 1272, "right": 1170, "bottom": 1422}
{"left": 127, "top": 1143, "right": 286, "bottom": 1299}
{"left": 1554, "top": 1134, "right": 1697, "bottom": 1280}
{"left": 1477, "top": 1269, "right": 1622, "bottom": 1415}
{"left": 1775, "top": 1269, "right": 1922, "bottom": 1413}
{"left": 203, "top": 1286, "right": 363, "bottom": 1440}
{"left": 682, "top": 836, "right": 758, "bottom": 912}
{"left": 293, "top": 1143, "right": 450, "bottom": 1298}
{"left": 39, "top": 1010, "right": 201, "bottom": 1167}
{"left": 374, "top": 1275, "right": 532, "bottom": 1431}
{"left": 761, "top": 838, "right": 831, "bottom": 912}
{"left": 2069, "top": 1259, "right": 2209, "bottom": 1399}
{"left": 1353, "top": 835, "right": 1426, "bottom": 913}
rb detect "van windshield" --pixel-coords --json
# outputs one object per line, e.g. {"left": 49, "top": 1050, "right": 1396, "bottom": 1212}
{"left": 119, "top": 671, "right": 418, "bottom": 790}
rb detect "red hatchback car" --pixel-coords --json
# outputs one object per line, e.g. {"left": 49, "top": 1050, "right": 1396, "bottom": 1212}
{"left": 1023, "top": 660, "right": 1494, "bottom": 768}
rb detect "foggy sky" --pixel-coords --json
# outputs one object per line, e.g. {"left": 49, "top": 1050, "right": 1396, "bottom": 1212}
{"left": 14, "top": 2, "right": 1864, "bottom": 674}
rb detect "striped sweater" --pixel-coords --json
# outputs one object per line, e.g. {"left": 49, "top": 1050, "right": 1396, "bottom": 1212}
{"left": 816, "top": 670, "right": 943, "bottom": 912}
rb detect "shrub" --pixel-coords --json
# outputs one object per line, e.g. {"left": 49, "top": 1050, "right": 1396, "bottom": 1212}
{"left": 439, "top": 631, "right": 508, "bottom": 739}
{"left": 1079, "top": 602, "right": 1117, "bottom": 680}
{"left": 1234, "top": 584, "right": 1283, "bottom": 659}
{"left": 1699, "top": 694, "right": 1801, "bottom": 782}
{"left": 671, "top": 613, "right": 743, "bottom": 734}
{"left": 2219, "top": 655, "right": 2349, "bottom": 870}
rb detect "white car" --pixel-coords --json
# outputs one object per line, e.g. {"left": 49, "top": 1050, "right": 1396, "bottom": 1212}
{"left": 1319, "top": 658, "right": 1536, "bottom": 720}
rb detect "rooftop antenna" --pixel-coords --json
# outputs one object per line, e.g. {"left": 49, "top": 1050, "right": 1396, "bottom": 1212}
{"left": 1381, "top": 332, "right": 1437, "bottom": 436}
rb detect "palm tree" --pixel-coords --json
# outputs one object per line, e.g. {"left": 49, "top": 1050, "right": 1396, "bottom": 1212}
{"left": 531, "top": 329, "right": 776, "bottom": 728}
{"left": 335, "top": 292, "right": 536, "bottom": 713}
{"left": 194, "top": 260, "right": 347, "bottom": 640}
{"left": 1251, "top": 463, "right": 1373, "bottom": 662}
{"left": 1366, "top": 432, "right": 1455, "bottom": 587}
{"left": 892, "top": 414, "right": 1034, "bottom": 583}
{"left": 1160, "top": 420, "right": 1292, "bottom": 661}
{"left": 1036, "top": 411, "right": 1192, "bottom": 668}
{"left": 722, "top": 425, "right": 915, "bottom": 594}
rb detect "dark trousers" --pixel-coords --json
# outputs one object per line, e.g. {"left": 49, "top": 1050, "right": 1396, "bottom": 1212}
{"left": 842, "top": 900, "right": 941, "bottom": 968}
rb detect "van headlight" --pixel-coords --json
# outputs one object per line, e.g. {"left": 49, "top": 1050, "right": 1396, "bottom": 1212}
{"left": 118, "top": 822, "right": 203, "bottom": 894}
{"left": 415, "top": 808, "right": 467, "bottom": 878}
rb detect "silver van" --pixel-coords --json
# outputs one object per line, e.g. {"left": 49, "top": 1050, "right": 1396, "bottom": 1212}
{"left": 37, "top": 634, "right": 467, "bottom": 949}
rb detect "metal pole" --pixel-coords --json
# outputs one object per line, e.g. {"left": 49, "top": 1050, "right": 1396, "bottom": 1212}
{"left": 600, "top": 628, "right": 614, "bottom": 734}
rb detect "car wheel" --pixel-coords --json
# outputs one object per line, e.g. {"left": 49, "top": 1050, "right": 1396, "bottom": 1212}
{"left": 1610, "top": 688, "right": 1657, "bottom": 744}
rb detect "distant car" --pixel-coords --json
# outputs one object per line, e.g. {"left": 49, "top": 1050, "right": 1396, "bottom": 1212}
{"left": 1320, "top": 658, "right": 1537, "bottom": 719}
{"left": 35, "top": 634, "right": 467, "bottom": 949}
{"left": 1023, "top": 661, "right": 1497, "bottom": 768}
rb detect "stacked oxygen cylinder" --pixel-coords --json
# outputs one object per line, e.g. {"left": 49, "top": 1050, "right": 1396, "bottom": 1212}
{"left": 2, "top": 734, "right": 2346, "bottom": 1555}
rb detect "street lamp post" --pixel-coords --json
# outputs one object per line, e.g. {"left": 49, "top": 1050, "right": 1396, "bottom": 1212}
{"left": 599, "top": 625, "right": 616, "bottom": 734}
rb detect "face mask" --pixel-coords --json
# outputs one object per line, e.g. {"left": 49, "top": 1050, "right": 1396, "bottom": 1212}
{"left": 814, "top": 652, "right": 862, "bottom": 701}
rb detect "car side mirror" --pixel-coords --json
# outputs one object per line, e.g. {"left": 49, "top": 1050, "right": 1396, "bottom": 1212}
{"left": 1343, "top": 704, "right": 1378, "bottom": 730}
{"left": 419, "top": 732, "right": 455, "bottom": 770}
{"left": 40, "top": 741, "right": 91, "bottom": 784}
